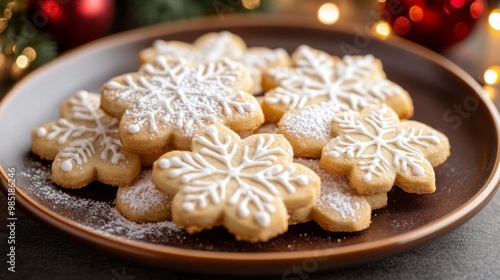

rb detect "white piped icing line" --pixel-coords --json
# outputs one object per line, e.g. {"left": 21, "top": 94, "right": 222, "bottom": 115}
{"left": 36, "top": 91, "right": 126, "bottom": 172}
{"left": 159, "top": 125, "right": 311, "bottom": 228}
{"left": 326, "top": 105, "right": 440, "bottom": 182}
{"left": 104, "top": 57, "right": 257, "bottom": 138}
{"left": 144, "top": 31, "right": 290, "bottom": 94}
{"left": 264, "top": 44, "right": 407, "bottom": 114}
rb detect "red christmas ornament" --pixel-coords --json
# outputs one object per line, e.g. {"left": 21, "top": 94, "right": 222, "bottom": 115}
{"left": 28, "top": 0, "right": 115, "bottom": 50}
{"left": 378, "top": 0, "right": 485, "bottom": 51}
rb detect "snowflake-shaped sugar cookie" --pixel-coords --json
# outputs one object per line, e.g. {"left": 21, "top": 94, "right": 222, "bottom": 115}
{"left": 262, "top": 45, "right": 414, "bottom": 123}
{"left": 152, "top": 124, "right": 320, "bottom": 242}
{"left": 139, "top": 31, "right": 291, "bottom": 94}
{"left": 321, "top": 105, "right": 450, "bottom": 195}
{"left": 290, "top": 158, "right": 387, "bottom": 232}
{"left": 32, "top": 91, "right": 141, "bottom": 188}
{"left": 101, "top": 56, "right": 264, "bottom": 153}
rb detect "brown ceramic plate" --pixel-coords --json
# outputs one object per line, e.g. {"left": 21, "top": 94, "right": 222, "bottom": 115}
{"left": 1, "top": 16, "right": 499, "bottom": 275}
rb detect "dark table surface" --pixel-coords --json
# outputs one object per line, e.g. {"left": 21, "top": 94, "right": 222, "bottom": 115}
{"left": 1, "top": 18, "right": 500, "bottom": 280}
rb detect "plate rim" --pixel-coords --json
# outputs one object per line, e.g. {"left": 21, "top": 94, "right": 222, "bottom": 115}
{"left": 1, "top": 15, "right": 500, "bottom": 271}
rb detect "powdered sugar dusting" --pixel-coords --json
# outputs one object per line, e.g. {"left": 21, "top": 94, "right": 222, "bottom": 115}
{"left": 98, "top": 208, "right": 178, "bottom": 240}
{"left": 18, "top": 160, "right": 181, "bottom": 243}
{"left": 118, "top": 169, "right": 169, "bottom": 212}
{"left": 294, "top": 158, "right": 366, "bottom": 220}
{"left": 20, "top": 161, "right": 95, "bottom": 212}
{"left": 320, "top": 192, "right": 363, "bottom": 220}
{"left": 280, "top": 101, "right": 340, "bottom": 141}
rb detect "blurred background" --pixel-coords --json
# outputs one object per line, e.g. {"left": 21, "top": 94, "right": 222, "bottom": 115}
{"left": 1, "top": 0, "right": 500, "bottom": 100}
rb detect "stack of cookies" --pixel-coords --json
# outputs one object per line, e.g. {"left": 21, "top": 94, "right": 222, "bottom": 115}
{"left": 31, "top": 32, "right": 450, "bottom": 242}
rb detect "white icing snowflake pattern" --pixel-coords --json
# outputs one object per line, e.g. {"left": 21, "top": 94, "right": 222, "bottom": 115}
{"left": 323, "top": 105, "right": 442, "bottom": 184}
{"left": 155, "top": 125, "right": 315, "bottom": 229}
{"left": 36, "top": 91, "right": 126, "bottom": 172}
{"left": 140, "top": 31, "right": 290, "bottom": 93}
{"left": 102, "top": 57, "right": 262, "bottom": 150}
{"left": 263, "top": 45, "right": 410, "bottom": 120}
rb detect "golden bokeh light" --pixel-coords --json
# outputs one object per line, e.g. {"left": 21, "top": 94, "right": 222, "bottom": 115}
{"left": 4, "top": 8, "right": 12, "bottom": 20}
{"left": 489, "top": 9, "right": 500, "bottom": 30}
{"left": 372, "top": 21, "right": 391, "bottom": 38}
{"left": 242, "top": 0, "right": 260, "bottom": 10}
{"left": 16, "top": 55, "right": 29, "bottom": 69}
{"left": 0, "top": 54, "right": 5, "bottom": 67}
{"left": 318, "top": 3, "right": 339, "bottom": 25}
{"left": 6, "top": 1, "right": 18, "bottom": 10}
{"left": 22, "top": 47, "right": 37, "bottom": 61}
{"left": 0, "top": 18, "right": 8, "bottom": 32}
{"left": 484, "top": 66, "right": 500, "bottom": 85}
